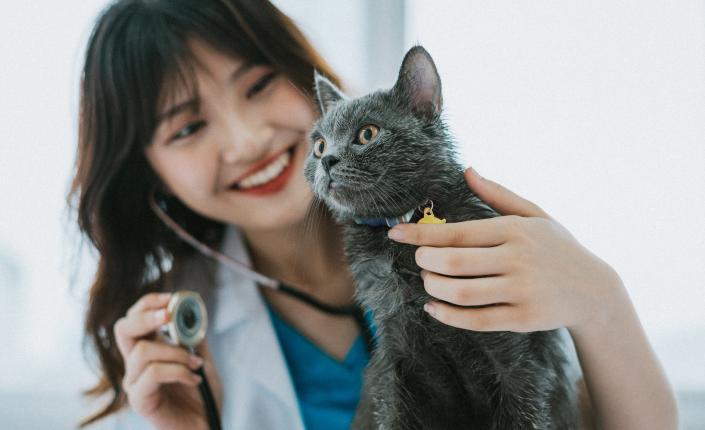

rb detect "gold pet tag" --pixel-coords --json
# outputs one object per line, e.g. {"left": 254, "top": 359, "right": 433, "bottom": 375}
{"left": 417, "top": 206, "right": 446, "bottom": 224}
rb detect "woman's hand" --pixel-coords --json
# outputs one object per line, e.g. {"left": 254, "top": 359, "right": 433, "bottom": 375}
{"left": 389, "top": 167, "right": 679, "bottom": 429}
{"left": 113, "top": 292, "right": 223, "bottom": 430}
{"left": 387, "top": 167, "right": 625, "bottom": 333}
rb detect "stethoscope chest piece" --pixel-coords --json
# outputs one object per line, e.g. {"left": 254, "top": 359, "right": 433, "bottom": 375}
{"left": 161, "top": 291, "right": 208, "bottom": 348}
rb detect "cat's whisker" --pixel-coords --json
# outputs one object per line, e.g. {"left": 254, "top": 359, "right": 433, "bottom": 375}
{"left": 377, "top": 182, "right": 418, "bottom": 216}
{"left": 287, "top": 195, "right": 322, "bottom": 281}
{"left": 388, "top": 180, "right": 423, "bottom": 206}
{"left": 348, "top": 180, "right": 383, "bottom": 219}
{"left": 362, "top": 188, "right": 386, "bottom": 221}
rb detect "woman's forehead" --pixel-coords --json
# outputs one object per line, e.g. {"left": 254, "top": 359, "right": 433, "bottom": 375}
{"left": 187, "top": 38, "right": 247, "bottom": 78}
{"left": 157, "top": 40, "right": 248, "bottom": 113}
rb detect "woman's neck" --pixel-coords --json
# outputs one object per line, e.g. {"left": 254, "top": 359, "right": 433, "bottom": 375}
{"left": 240, "top": 211, "right": 354, "bottom": 305}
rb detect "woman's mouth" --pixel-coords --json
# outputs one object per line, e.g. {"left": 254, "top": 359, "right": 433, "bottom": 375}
{"left": 229, "top": 145, "right": 297, "bottom": 196}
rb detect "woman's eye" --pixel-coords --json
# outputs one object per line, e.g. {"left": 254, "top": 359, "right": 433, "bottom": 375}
{"left": 246, "top": 72, "right": 277, "bottom": 98}
{"left": 170, "top": 120, "right": 206, "bottom": 142}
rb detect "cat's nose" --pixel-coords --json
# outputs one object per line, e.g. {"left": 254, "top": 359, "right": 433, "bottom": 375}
{"left": 321, "top": 155, "right": 339, "bottom": 174}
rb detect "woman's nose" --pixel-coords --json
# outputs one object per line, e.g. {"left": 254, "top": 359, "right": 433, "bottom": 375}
{"left": 218, "top": 116, "right": 271, "bottom": 164}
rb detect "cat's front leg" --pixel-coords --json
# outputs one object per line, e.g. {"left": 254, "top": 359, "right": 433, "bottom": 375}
{"left": 351, "top": 368, "right": 375, "bottom": 430}
{"left": 348, "top": 262, "right": 414, "bottom": 430}
{"left": 365, "top": 358, "right": 408, "bottom": 430}
{"left": 350, "top": 339, "right": 403, "bottom": 430}
{"left": 483, "top": 341, "right": 556, "bottom": 429}
{"left": 488, "top": 393, "right": 548, "bottom": 430}
{"left": 488, "top": 334, "right": 576, "bottom": 429}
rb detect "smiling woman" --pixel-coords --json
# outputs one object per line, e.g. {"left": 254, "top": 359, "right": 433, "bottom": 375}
{"left": 143, "top": 39, "right": 317, "bottom": 230}
{"left": 67, "top": 0, "right": 348, "bottom": 428}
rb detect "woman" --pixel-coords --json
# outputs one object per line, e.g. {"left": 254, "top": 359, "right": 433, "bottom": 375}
{"left": 68, "top": 0, "right": 678, "bottom": 429}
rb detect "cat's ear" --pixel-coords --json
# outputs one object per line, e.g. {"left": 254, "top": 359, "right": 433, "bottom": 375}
{"left": 314, "top": 70, "right": 346, "bottom": 115}
{"left": 392, "top": 45, "right": 443, "bottom": 119}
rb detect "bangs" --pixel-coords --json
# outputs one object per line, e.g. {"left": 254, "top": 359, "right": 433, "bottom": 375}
{"left": 153, "top": 43, "right": 200, "bottom": 138}
{"left": 106, "top": 0, "right": 272, "bottom": 149}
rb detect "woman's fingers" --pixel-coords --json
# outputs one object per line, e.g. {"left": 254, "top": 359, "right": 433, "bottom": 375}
{"left": 425, "top": 302, "right": 526, "bottom": 332}
{"left": 193, "top": 338, "right": 213, "bottom": 363}
{"left": 421, "top": 271, "right": 510, "bottom": 306}
{"left": 389, "top": 216, "right": 514, "bottom": 247}
{"left": 114, "top": 293, "right": 171, "bottom": 358}
{"left": 127, "top": 292, "right": 172, "bottom": 317}
{"left": 126, "top": 362, "right": 203, "bottom": 402}
{"left": 463, "top": 167, "right": 551, "bottom": 219}
{"left": 415, "top": 244, "right": 512, "bottom": 277}
{"left": 124, "top": 340, "right": 203, "bottom": 385}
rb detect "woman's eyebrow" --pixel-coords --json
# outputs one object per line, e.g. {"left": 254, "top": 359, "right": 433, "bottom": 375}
{"left": 157, "top": 99, "right": 199, "bottom": 126}
{"left": 230, "top": 61, "right": 254, "bottom": 83}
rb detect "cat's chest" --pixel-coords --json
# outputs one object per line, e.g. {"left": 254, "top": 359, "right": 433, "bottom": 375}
{"left": 342, "top": 226, "right": 417, "bottom": 269}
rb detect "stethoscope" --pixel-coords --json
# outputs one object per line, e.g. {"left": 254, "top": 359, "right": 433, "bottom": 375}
{"left": 148, "top": 187, "right": 375, "bottom": 430}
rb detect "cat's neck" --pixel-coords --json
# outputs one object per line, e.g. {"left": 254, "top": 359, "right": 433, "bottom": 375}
{"left": 420, "top": 166, "right": 472, "bottom": 214}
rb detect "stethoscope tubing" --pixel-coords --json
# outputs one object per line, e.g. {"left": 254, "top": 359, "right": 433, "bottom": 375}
{"left": 149, "top": 189, "right": 376, "bottom": 430}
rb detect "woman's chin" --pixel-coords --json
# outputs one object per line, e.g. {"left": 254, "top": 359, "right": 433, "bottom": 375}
{"left": 223, "top": 185, "right": 317, "bottom": 232}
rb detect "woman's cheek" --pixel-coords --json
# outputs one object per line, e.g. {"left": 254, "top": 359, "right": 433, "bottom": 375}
{"left": 167, "top": 151, "right": 218, "bottom": 198}
{"left": 271, "top": 84, "right": 316, "bottom": 129}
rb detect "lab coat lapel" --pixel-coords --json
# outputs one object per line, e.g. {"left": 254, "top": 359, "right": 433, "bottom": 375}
{"left": 211, "top": 226, "right": 304, "bottom": 429}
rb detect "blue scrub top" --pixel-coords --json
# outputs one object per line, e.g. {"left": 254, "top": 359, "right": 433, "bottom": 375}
{"left": 266, "top": 304, "right": 375, "bottom": 430}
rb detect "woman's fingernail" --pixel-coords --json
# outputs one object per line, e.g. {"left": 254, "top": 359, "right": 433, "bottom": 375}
{"left": 423, "top": 302, "right": 436, "bottom": 317}
{"left": 153, "top": 309, "right": 166, "bottom": 324}
{"left": 190, "top": 355, "right": 204, "bottom": 368}
{"left": 471, "top": 166, "right": 482, "bottom": 179}
{"left": 191, "top": 374, "right": 203, "bottom": 384}
{"left": 388, "top": 227, "right": 405, "bottom": 241}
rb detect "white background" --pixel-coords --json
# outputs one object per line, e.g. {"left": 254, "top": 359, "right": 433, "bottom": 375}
{"left": 1, "top": 0, "right": 703, "bottom": 427}
{"left": 405, "top": 0, "right": 705, "bottom": 391}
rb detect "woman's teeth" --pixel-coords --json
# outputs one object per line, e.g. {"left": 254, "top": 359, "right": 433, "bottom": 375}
{"left": 237, "top": 149, "right": 291, "bottom": 189}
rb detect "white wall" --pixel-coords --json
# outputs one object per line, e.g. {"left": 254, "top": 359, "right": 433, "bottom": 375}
{"left": 272, "top": 0, "right": 405, "bottom": 93}
{"left": 0, "top": 0, "right": 107, "bottom": 391}
{"left": 406, "top": 0, "right": 705, "bottom": 390}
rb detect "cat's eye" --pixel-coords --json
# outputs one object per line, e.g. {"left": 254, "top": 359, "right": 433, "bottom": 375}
{"left": 313, "top": 138, "right": 327, "bottom": 158}
{"left": 357, "top": 124, "right": 379, "bottom": 145}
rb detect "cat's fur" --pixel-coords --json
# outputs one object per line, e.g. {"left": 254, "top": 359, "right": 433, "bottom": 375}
{"left": 303, "top": 46, "right": 578, "bottom": 430}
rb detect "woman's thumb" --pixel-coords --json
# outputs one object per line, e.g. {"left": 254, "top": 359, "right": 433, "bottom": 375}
{"left": 464, "top": 167, "right": 550, "bottom": 219}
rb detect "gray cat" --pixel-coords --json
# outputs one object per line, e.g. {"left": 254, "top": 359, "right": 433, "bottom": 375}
{"left": 303, "top": 46, "right": 578, "bottom": 430}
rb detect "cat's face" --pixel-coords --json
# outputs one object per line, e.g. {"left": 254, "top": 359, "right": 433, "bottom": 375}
{"left": 303, "top": 46, "right": 457, "bottom": 221}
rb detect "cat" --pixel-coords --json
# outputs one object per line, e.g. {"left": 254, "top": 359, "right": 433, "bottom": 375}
{"left": 303, "top": 45, "right": 578, "bottom": 429}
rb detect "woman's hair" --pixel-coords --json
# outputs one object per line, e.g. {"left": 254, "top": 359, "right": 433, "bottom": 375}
{"left": 67, "top": 0, "right": 340, "bottom": 425}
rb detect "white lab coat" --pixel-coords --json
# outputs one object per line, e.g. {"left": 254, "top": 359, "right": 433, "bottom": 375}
{"left": 108, "top": 225, "right": 583, "bottom": 429}
{"left": 112, "top": 225, "right": 307, "bottom": 429}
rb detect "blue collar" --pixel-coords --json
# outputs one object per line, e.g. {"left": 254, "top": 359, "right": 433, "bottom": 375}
{"left": 353, "top": 208, "right": 415, "bottom": 228}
